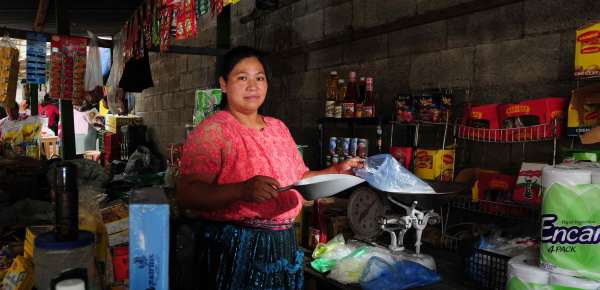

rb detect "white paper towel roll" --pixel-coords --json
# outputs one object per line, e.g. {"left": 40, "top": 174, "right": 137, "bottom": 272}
{"left": 55, "top": 279, "right": 85, "bottom": 290}
{"left": 542, "top": 166, "right": 592, "bottom": 190}
{"left": 590, "top": 169, "right": 600, "bottom": 184}
{"left": 550, "top": 272, "right": 600, "bottom": 289}
{"left": 508, "top": 254, "right": 550, "bottom": 285}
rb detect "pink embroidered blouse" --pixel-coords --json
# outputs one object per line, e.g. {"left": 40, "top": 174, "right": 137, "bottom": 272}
{"left": 180, "top": 111, "right": 308, "bottom": 229}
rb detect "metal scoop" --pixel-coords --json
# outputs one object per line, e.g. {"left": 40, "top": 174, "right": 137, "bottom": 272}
{"left": 277, "top": 174, "right": 365, "bottom": 200}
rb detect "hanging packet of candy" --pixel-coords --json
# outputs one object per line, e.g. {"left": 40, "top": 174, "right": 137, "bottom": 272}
{"left": 26, "top": 32, "right": 47, "bottom": 85}
{"left": 0, "top": 36, "right": 19, "bottom": 107}
{"left": 210, "top": 0, "right": 223, "bottom": 17}
{"left": 160, "top": 5, "right": 173, "bottom": 51}
{"left": 50, "top": 35, "right": 87, "bottom": 101}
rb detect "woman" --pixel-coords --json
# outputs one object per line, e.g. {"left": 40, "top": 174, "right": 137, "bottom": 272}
{"left": 178, "top": 46, "right": 363, "bottom": 290}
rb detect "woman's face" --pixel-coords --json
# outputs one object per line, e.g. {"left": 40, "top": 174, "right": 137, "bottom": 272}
{"left": 219, "top": 57, "right": 268, "bottom": 114}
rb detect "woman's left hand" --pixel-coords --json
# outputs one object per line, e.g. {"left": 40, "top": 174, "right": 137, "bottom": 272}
{"left": 333, "top": 157, "right": 365, "bottom": 175}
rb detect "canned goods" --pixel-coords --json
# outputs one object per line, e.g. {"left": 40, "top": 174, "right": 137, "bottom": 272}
{"left": 358, "top": 138, "right": 369, "bottom": 158}
{"left": 329, "top": 137, "right": 337, "bottom": 155}
{"left": 332, "top": 154, "right": 339, "bottom": 165}
{"left": 342, "top": 138, "right": 350, "bottom": 156}
{"left": 349, "top": 138, "right": 358, "bottom": 157}
{"left": 336, "top": 138, "right": 344, "bottom": 156}
{"left": 325, "top": 155, "right": 332, "bottom": 167}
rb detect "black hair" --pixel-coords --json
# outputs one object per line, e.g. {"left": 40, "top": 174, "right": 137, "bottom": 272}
{"left": 218, "top": 46, "right": 271, "bottom": 110}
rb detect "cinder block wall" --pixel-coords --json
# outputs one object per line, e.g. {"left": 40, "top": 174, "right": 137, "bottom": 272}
{"left": 135, "top": 0, "right": 600, "bottom": 169}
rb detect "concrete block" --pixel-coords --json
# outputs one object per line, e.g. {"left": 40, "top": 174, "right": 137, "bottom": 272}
{"left": 324, "top": 2, "right": 352, "bottom": 36}
{"left": 265, "top": 5, "right": 293, "bottom": 27}
{"left": 182, "top": 108, "right": 195, "bottom": 125}
{"left": 389, "top": 20, "right": 447, "bottom": 57}
{"left": 176, "top": 55, "right": 187, "bottom": 74}
{"left": 447, "top": 3, "right": 524, "bottom": 48}
{"left": 344, "top": 34, "right": 388, "bottom": 63}
{"left": 308, "top": 45, "right": 344, "bottom": 70}
{"left": 188, "top": 55, "right": 204, "bottom": 72}
{"left": 232, "top": 0, "right": 254, "bottom": 17}
{"left": 168, "top": 110, "right": 180, "bottom": 124}
{"left": 474, "top": 34, "right": 561, "bottom": 87}
{"left": 439, "top": 47, "right": 475, "bottom": 86}
{"left": 524, "top": 0, "right": 588, "bottom": 35}
{"left": 559, "top": 31, "right": 575, "bottom": 81}
{"left": 367, "top": 0, "right": 416, "bottom": 28}
{"left": 382, "top": 55, "right": 411, "bottom": 94}
{"left": 409, "top": 52, "right": 442, "bottom": 89}
{"left": 179, "top": 73, "right": 193, "bottom": 91}
{"left": 153, "top": 94, "right": 162, "bottom": 111}
{"left": 162, "top": 93, "right": 174, "bottom": 110}
{"left": 291, "top": 0, "right": 308, "bottom": 18}
{"left": 306, "top": 0, "right": 325, "bottom": 14}
{"left": 191, "top": 69, "right": 209, "bottom": 88}
{"left": 172, "top": 91, "right": 186, "bottom": 110}
{"left": 301, "top": 100, "right": 323, "bottom": 127}
{"left": 286, "top": 70, "right": 323, "bottom": 101}
{"left": 159, "top": 111, "right": 169, "bottom": 124}
{"left": 292, "top": 10, "right": 324, "bottom": 43}
{"left": 255, "top": 25, "right": 275, "bottom": 52}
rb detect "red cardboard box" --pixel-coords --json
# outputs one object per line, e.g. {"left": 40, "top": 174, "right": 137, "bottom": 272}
{"left": 499, "top": 99, "right": 547, "bottom": 141}
{"left": 112, "top": 245, "right": 129, "bottom": 282}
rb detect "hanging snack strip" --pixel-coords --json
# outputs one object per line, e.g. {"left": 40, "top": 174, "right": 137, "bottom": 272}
{"left": 0, "top": 37, "right": 19, "bottom": 107}
{"left": 26, "top": 32, "right": 47, "bottom": 85}
{"left": 197, "top": 0, "right": 209, "bottom": 16}
{"left": 180, "top": 0, "right": 198, "bottom": 40}
{"left": 160, "top": 4, "right": 174, "bottom": 51}
{"left": 50, "top": 36, "right": 87, "bottom": 102}
{"left": 210, "top": 0, "right": 223, "bottom": 17}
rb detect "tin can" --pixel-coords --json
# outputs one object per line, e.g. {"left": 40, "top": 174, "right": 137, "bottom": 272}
{"left": 332, "top": 154, "right": 339, "bottom": 165}
{"left": 329, "top": 137, "right": 337, "bottom": 155}
{"left": 334, "top": 105, "right": 343, "bottom": 118}
{"left": 325, "top": 155, "right": 332, "bottom": 167}
{"left": 349, "top": 138, "right": 358, "bottom": 157}
{"left": 336, "top": 138, "right": 344, "bottom": 156}
{"left": 342, "top": 138, "right": 350, "bottom": 156}
{"left": 358, "top": 139, "right": 369, "bottom": 158}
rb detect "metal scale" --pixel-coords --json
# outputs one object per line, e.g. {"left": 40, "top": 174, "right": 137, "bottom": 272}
{"left": 347, "top": 182, "right": 465, "bottom": 271}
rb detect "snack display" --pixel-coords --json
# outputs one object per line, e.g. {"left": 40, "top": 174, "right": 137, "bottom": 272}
{"left": 50, "top": 35, "right": 88, "bottom": 103}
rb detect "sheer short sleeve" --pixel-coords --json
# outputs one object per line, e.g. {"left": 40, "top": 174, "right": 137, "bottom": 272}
{"left": 180, "top": 122, "right": 227, "bottom": 183}
{"left": 279, "top": 120, "right": 309, "bottom": 180}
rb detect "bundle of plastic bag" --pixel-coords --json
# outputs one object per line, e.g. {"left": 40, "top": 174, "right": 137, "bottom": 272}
{"left": 354, "top": 154, "right": 435, "bottom": 194}
{"left": 85, "top": 31, "right": 102, "bottom": 91}
{"left": 311, "top": 234, "right": 356, "bottom": 273}
{"left": 328, "top": 246, "right": 397, "bottom": 284}
{"left": 360, "top": 257, "right": 441, "bottom": 290}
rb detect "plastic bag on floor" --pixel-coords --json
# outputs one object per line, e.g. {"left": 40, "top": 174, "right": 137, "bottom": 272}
{"left": 311, "top": 234, "right": 356, "bottom": 273}
{"left": 360, "top": 257, "right": 441, "bottom": 290}
{"left": 354, "top": 154, "right": 434, "bottom": 194}
{"left": 328, "top": 246, "right": 396, "bottom": 284}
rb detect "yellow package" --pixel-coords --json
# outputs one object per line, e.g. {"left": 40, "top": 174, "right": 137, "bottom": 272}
{"left": 414, "top": 149, "right": 455, "bottom": 181}
{"left": 575, "top": 22, "right": 600, "bottom": 77}
{"left": 24, "top": 225, "right": 53, "bottom": 259}
{"left": 0, "top": 256, "right": 34, "bottom": 290}
{"left": 0, "top": 46, "right": 19, "bottom": 107}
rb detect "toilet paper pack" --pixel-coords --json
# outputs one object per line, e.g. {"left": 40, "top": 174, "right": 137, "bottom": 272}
{"left": 541, "top": 183, "right": 600, "bottom": 281}
{"left": 549, "top": 272, "right": 600, "bottom": 290}
{"left": 507, "top": 253, "right": 550, "bottom": 290}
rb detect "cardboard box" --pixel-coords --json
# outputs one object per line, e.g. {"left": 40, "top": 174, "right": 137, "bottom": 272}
{"left": 575, "top": 22, "right": 600, "bottom": 77}
{"left": 414, "top": 149, "right": 455, "bottom": 181}
{"left": 105, "top": 114, "right": 143, "bottom": 134}
{"left": 101, "top": 203, "right": 129, "bottom": 235}
{"left": 129, "top": 187, "right": 169, "bottom": 290}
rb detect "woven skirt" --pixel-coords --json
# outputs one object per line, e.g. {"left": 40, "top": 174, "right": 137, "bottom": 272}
{"left": 198, "top": 220, "right": 304, "bottom": 290}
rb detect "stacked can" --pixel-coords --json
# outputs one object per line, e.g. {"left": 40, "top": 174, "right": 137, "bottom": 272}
{"left": 325, "top": 137, "right": 366, "bottom": 165}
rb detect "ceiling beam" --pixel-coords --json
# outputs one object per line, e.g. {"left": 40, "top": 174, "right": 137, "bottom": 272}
{"left": 0, "top": 26, "right": 113, "bottom": 47}
{"left": 33, "top": 0, "right": 49, "bottom": 32}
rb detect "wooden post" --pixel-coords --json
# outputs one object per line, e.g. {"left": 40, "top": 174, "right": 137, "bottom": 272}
{"left": 215, "top": 5, "right": 231, "bottom": 85}
{"left": 56, "top": 0, "right": 76, "bottom": 159}
{"left": 29, "top": 84, "right": 38, "bottom": 116}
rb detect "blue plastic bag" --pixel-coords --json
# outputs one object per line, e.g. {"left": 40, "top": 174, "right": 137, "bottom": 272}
{"left": 360, "top": 257, "right": 441, "bottom": 290}
{"left": 354, "top": 154, "right": 435, "bottom": 194}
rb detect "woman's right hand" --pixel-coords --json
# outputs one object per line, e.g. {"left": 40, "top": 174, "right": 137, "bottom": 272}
{"left": 240, "top": 175, "right": 281, "bottom": 202}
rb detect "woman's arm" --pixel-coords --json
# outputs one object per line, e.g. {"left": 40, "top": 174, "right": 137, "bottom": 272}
{"left": 177, "top": 175, "right": 281, "bottom": 210}
{"left": 302, "top": 158, "right": 364, "bottom": 179}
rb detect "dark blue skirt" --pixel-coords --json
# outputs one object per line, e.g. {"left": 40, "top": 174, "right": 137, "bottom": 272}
{"left": 198, "top": 220, "right": 304, "bottom": 290}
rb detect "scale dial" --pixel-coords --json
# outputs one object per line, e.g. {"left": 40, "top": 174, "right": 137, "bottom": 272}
{"left": 347, "top": 187, "right": 389, "bottom": 240}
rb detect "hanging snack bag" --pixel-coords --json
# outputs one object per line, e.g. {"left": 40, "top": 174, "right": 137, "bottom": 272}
{"left": 0, "top": 36, "right": 19, "bottom": 107}
{"left": 440, "top": 92, "right": 453, "bottom": 122}
{"left": 395, "top": 94, "right": 415, "bottom": 123}
{"left": 417, "top": 94, "right": 441, "bottom": 122}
